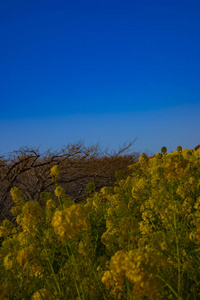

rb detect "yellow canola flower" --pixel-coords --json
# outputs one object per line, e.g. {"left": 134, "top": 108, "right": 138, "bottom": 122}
{"left": 102, "top": 270, "right": 114, "bottom": 288}
{"left": 102, "top": 249, "right": 145, "bottom": 295}
{"left": 20, "top": 201, "right": 44, "bottom": 234}
{"left": 52, "top": 204, "right": 87, "bottom": 240}
{"left": 137, "top": 178, "right": 147, "bottom": 189}
{"left": 17, "top": 248, "right": 29, "bottom": 267}
{"left": 100, "top": 186, "right": 114, "bottom": 201}
{"left": 54, "top": 186, "right": 66, "bottom": 198}
{"left": 110, "top": 250, "right": 127, "bottom": 273}
{"left": 17, "top": 232, "right": 30, "bottom": 247}
{"left": 0, "top": 226, "right": 5, "bottom": 238}
{"left": 52, "top": 210, "right": 68, "bottom": 238}
{"left": 46, "top": 199, "right": 56, "bottom": 210}
{"left": 78, "top": 240, "right": 87, "bottom": 255}
{"left": 10, "top": 187, "right": 25, "bottom": 205}
{"left": 23, "top": 201, "right": 44, "bottom": 221}
{"left": 194, "top": 197, "right": 200, "bottom": 210}
{"left": 30, "top": 263, "right": 44, "bottom": 279}
{"left": 0, "top": 220, "right": 13, "bottom": 238}
{"left": 11, "top": 205, "right": 21, "bottom": 216}
{"left": 50, "top": 165, "right": 61, "bottom": 181}
{"left": 17, "top": 245, "right": 35, "bottom": 267}
{"left": 139, "top": 154, "right": 149, "bottom": 164}
{"left": 3, "top": 253, "right": 13, "bottom": 270}
{"left": 189, "top": 177, "right": 197, "bottom": 185}
{"left": 176, "top": 186, "right": 186, "bottom": 199}
{"left": 124, "top": 251, "right": 143, "bottom": 283}
{"left": 45, "top": 199, "right": 57, "bottom": 224}
{"left": 31, "top": 289, "right": 52, "bottom": 300}
{"left": 155, "top": 153, "right": 162, "bottom": 159}
{"left": 102, "top": 257, "right": 126, "bottom": 298}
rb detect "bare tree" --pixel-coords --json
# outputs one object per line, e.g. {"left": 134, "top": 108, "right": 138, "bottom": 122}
{"left": 0, "top": 140, "right": 139, "bottom": 223}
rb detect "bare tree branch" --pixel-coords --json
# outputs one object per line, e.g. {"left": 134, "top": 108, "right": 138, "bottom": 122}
{"left": 0, "top": 141, "right": 139, "bottom": 223}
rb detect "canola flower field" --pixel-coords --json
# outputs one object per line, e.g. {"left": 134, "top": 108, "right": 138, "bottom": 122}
{"left": 0, "top": 146, "right": 200, "bottom": 299}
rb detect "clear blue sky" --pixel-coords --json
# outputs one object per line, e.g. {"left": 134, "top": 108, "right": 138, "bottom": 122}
{"left": 0, "top": 0, "right": 200, "bottom": 156}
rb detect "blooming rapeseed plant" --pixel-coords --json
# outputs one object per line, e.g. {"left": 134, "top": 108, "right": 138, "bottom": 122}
{"left": 52, "top": 204, "right": 88, "bottom": 240}
{"left": 0, "top": 146, "right": 200, "bottom": 299}
{"left": 10, "top": 187, "right": 25, "bottom": 206}
{"left": 50, "top": 165, "right": 61, "bottom": 182}
{"left": 54, "top": 186, "right": 66, "bottom": 198}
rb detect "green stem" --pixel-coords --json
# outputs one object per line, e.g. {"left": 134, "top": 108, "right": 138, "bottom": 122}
{"left": 66, "top": 240, "right": 86, "bottom": 300}
{"left": 172, "top": 185, "right": 181, "bottom": 298}
{"left": 171, "top": 182, "right": 182, "bottom": 300}
{"left": 125, "top": 276, "right": 133, "bottom": 300}
{"left": 42, "top": 244, "right": 62, "bottom": 297}
{"left": 64, "top": 243, "right": 81, "bottom": 299}
{"left": 84, "top": 248, "right": 107, "bottom": 300}
{"left": 156, "top": 274, "right": 181, "bottom": 299}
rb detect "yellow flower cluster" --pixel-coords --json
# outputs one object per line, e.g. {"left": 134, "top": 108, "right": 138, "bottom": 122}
{"left": 101, "top": 175, "right": 140, "bottom": 254}
{"left": 3, "top": 253, "right": 13, "bottom": 270}
{"left": 45, "top": 199, "right": 57, "bottom": 224}
{"left": 102, "top": 249, "right": 163, "bottom": 299}
{"left": 0, "top": 220, "right": 13, "bottom": 238}
{"left": 52, "top": 204, "right": 87, "bottom": 240}
{"left": 17, "top": 231, "right": 31, "bottom": 247}
{"left": 54, "top": 186, "right": 66, "bottom": 198}
{"left": 18, "top": 201, "right": 44, "bottom": 235}
{"left": 10, "top": 187, "right": 25, "bottom": 206}
{"left": 17, "top": 245, "right": 35, "bottom": 267}
{"left": 31, "top": 288, "right": 52, "bottom": 300}
{"left": 102, "top": 250, "right": 142, "bottom": 287}
{"left": 50, "top": 165, "right": 61, "bottom": 182}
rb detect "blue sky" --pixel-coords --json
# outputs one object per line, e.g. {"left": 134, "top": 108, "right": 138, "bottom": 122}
{"left": 0, "top": 0, "right": 200, "bottom": 156}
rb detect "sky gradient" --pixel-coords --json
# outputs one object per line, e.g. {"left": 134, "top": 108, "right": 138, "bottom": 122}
{"left": 1, "top": 0, "right": 200, "bottom": 157}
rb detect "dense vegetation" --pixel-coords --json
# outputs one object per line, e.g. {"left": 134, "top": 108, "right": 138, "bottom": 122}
{"left": 0, "top": 145, "right": 200, "bottom": 299}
